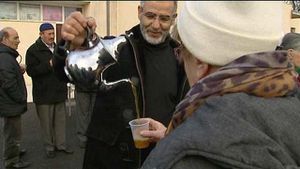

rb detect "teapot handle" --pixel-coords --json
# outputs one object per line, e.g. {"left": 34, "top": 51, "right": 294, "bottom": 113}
{"left": 63, "top": 26, "right": 95, "bottom": 50}
{"left": 84, "top": 26, "right": 95, "bottom": 48}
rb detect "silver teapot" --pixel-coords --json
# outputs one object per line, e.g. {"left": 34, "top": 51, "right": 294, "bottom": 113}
{"left": 63, "top": 27, "right": 128, "bottom": 90}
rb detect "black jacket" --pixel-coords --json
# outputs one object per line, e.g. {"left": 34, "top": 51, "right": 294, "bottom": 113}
{"left": 26, "top": 37, "right": 67, "bottom": 104}
{"left": 53, "top": 24, "right": 189, "bottom": 167}
{"left": 0, "top": 43, "right": 27, "bottom": 117}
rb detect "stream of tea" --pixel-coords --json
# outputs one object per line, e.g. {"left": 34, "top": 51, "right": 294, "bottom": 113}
{"left": 130, "top": 82, "right": 140, "bottom": 119}
{"left": 130, "top": 81, "right": 143, "bottom": 167}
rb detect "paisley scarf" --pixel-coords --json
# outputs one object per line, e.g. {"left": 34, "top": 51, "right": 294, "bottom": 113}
{"left": 167, "top": 51, "right": 299, "bottom": 134}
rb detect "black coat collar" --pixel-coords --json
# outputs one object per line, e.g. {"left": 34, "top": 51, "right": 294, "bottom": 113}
{"left": 0, "top": 43, "right": 19, "bottom": 58}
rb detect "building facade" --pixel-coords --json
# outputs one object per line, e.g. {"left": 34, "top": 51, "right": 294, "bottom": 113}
{"left": 0, "top": 1, "right": 297, "bottom": 101}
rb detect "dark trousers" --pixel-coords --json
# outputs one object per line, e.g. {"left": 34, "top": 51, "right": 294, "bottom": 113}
{"left": 82, "top": 129, "right": 155, "bottom": 169}
{"left": 3, "top": 115, "right": 22, "bottom": 167}
{"left": 83, "top": 135, "right": 138, "bottom": 169}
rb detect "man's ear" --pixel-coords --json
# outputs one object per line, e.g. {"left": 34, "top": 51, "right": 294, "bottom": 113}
{"left": 195, "top": 58, "right": 210, "bottom": 80}
{"left": 138, "top": 6, "right": 143, "bottom": 21}
{"left": 287, "top": 49, "right": 295, "bottom": 62}
{"left": 1, "top": 37, "right": 8, "bottom": 46}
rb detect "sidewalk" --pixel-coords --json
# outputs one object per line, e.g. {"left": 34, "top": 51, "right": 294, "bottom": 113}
{"left": 0, "top": 101, "right": 84, "bottom": 169}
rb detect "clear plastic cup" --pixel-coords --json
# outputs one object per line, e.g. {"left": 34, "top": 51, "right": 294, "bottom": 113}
{"left": 129, "top": 118, "right": 150, "bottom": 149}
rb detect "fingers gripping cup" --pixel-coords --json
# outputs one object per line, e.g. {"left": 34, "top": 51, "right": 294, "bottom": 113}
{"left": 129, "top": 118, "right": 150, "bottom": 149}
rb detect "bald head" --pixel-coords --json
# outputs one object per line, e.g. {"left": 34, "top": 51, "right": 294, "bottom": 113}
{"left": 140, "top": 1, "right": 177, "bottom": 13}
{"left": 0, "top": 27, "right": 20, "bottom": 50}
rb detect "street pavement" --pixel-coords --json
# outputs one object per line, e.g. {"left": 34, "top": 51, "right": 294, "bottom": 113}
{"left": 0, "top": 101, "right": 85, "bottom": 169}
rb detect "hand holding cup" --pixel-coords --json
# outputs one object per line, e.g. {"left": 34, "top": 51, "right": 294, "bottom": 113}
{"left": 129, "top": 118, "right": 150, "bottom": 149}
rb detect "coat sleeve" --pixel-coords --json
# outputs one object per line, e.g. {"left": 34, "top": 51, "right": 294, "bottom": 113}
{"left": 52, "top": 40, "right": 70, "bottom": 82}
{"left": 25, "top": 46, "right": 52, "bottom": 78}
{"left": 0, "top": 57, "right": 25, "bottom": 103}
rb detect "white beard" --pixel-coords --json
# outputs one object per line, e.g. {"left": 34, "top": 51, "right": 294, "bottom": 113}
{"left": 140, "top": 25, "right": 168, "bottom": 45}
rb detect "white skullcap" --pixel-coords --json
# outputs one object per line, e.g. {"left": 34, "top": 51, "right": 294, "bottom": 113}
{"left": 177, "top": 1, "right": 284, "bottom": 66}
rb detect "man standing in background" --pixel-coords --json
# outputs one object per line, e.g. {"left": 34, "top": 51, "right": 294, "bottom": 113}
{"left": 25, "top": 23, "right": 73, "bottom": 159}
{"left": 0, "top": 27, "right": 31, "bottom": 169}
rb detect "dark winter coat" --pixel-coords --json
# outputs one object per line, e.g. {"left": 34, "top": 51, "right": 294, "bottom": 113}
{"left": 141, "top": 91, "right": 300, "bottom": 169}
{"left": 0, "top": 43, "right": 27, "bottom": 117}
{"left": 26, "top": 37, "right": 67, "bottom": 105}
{"left": 53, "top": 24, "right": 189, "bottom": 168}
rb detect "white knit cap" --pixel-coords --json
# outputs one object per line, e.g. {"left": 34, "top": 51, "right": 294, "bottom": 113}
{"left": 177, "top": 1, "right": 284, "bottom": 66}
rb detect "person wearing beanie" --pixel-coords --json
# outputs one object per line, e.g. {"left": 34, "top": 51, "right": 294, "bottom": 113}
{"left": 25, "top": 22, "right": 73, "bottom": 158}
{"left": 140, "top": 2, "right": 300, "bottom": 169}
{"left": 39, "top": 22, "right": 54, "bottom": 32}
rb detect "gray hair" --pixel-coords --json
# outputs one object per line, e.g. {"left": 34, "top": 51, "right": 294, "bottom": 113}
{"left": 279, "top": 33, "right": 300, "bottom": 51}
{"left": 0, "top": 27, "right": 13, "bottom": 42}
{"left": 140, "top": 1, "right": 177, "bottom": 13}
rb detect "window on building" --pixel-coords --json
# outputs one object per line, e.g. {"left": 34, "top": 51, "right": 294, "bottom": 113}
{"left": 43, "top": 5, "right": 62, "bottom": 21}
{"left": 0, "top": 2, "right": 17, "bottom": 19}
{"left": 20, "top": 3, "right": 40, "bottom": 21}
{"left": 64, "top": 7, "right": 82, "bottom": 19}
{"left": 0, "top": 2, "right": 83, "bottom": 22}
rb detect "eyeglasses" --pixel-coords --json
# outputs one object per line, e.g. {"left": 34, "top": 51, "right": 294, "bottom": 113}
{"left": 143, "top": 11, "right": 176, "bottom": 24}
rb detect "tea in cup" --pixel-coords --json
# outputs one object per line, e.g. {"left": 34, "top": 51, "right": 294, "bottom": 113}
{"left": 129, "top": 118, "right": 150, "bottom": 149}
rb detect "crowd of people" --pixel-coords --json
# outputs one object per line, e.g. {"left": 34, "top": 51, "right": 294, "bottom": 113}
{"left": 1, "top": 1, "right": 300, "bottom": 169}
